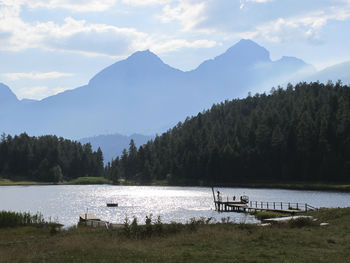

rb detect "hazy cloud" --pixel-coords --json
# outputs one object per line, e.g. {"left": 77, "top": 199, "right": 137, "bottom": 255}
{"left": 21, "top": 0, "right": 117, "bottom": 12}
{"left": 151, "top": 39, "right": 217, "bottom": 53}
{"left": 3, "top": 71, "right": 74, "bottom": 80}
{"left": 121, "top": 0, "right": 171, "bottom": 6}
{"left": 240, "top": 0, "right": 273, "bottom": 9}
{"left": 18, "top": 85, "right": 72, "bottom": 100}
{"left": 158, "top": 0, "right": 207, "bottom": 32}
{"left": 251, "top": 7, "right": 350, "bottom": 44}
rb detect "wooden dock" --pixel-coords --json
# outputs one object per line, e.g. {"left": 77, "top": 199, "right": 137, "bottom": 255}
{"left": 214, "top": 200, "right": 316, "bottom": 213}
{"left": 211, "top": 187, "right": 316, "bottom": 214}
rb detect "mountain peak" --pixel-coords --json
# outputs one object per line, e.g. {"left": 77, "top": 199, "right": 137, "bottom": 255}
{"left": 88, "top": 49, "right": 179, "bottom": 87}
{"left": 195, "top": 39, "right": 271, "bottom": 72}
{"left": 126, "top": 49, "right": 164, "bottom": 65}
{"left": 223, "top": 39, "right": 270, "bottom": 62}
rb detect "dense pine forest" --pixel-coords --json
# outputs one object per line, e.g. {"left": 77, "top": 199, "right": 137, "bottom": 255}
{"left": 0, "top": 134, "right": 104, "bottom": 182}
{"left": 106, "top": 81, "right": 350, "bottom": 185}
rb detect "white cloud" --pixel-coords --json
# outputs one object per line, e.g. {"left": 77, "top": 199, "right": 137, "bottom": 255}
{"left": 151, "top": 39, "right": 217, "bottom": 53}
{"left": 251, "top": 7, "right": 350, "bottom": 44}
{"left": 18, "top": 85, "right": 73, "bottom": 100}
{"left": 0, "top": 2, "right": 217, "bottom": 57}
{"left": 3, "top": 72, "right": 74, "bottom": 80}
{"left": 121, "top": 0, "right": 171, "bottom": 6}
{"left": 20, "top": 0, "right": 117, "bottom": 12}
{"left": 240, "top": 0, "right": 273, "bottom": 9}
{"left": 159, "top": 0, "right": 207, "bottom": 32}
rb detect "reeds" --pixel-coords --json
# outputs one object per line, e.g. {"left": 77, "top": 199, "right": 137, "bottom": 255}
{"left": 0, "top": 211, "right": 45, "bottom": 228}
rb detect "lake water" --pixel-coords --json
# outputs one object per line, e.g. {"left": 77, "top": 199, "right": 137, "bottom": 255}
{"left": 0, "top": 185, "right": 349, "bottom": 227}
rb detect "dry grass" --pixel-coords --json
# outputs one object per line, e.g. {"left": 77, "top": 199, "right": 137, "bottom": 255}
{"left": 0, "top": 208, "right": 349, "bottom": 263}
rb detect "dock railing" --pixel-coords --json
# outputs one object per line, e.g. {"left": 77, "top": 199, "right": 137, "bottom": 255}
{"left": 248, "top": 201, "right": 317, "bottom": 212}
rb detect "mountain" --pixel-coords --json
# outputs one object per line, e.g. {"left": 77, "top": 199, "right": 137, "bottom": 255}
{"left": 79, "top": 133, "right": 154, "bottom": 164}
{"left": 306, "top": 61, "right": 350, "bottom": 84}
{"left": 0, "top": 83, "right": 18, "bottom": 107}
{"left": 0, "top": 39, "right": 312, "bottom": 139}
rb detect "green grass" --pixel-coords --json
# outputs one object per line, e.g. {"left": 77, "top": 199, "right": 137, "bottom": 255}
{"left": 2, "top": 176, "right": 350, "bottom": 191}
{"left": 251, "top": 211, "right": 290, "bottom": 221}
{"left": 0, "top": 177, "right": 111, "bottom": 186}
{"left": 66, "top": 176, "right": 111, "bottom": 185}
{"left": 0, "top": 211, "right": 46, "bottom": 228}
{"left": 0, "top": 208, "right": 349, "bottom": 262}
{"left": 0, "top": 178, "right": 51, "bottom": 186}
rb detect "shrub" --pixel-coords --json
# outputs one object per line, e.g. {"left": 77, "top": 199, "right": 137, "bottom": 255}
{"left": 0, "top": 211, "right": 45, "bottom": 228}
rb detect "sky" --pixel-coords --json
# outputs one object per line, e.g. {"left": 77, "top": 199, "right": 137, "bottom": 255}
{"left": 1, "top": 0, "right": 350, "bottom": 100}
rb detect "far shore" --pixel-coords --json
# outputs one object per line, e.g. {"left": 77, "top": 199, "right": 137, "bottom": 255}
{"left": 1, "top": 177, "right": 350, "bottom": 192}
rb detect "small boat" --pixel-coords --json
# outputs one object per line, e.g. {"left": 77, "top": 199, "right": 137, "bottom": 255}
{"left": 106, "top": 202, "right": 118, "bottom": 207}
{"left": 79, "top": 213, "right": 100, "bottom": 222}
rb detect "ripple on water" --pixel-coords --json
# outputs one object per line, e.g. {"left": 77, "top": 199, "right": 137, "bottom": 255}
{"left": 0, "top": 185, "right": 349, "bottom": 226}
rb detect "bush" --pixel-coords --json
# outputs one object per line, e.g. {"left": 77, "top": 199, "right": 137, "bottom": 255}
{"left": 0, "top": 211, "right": 45, "bottom": 228}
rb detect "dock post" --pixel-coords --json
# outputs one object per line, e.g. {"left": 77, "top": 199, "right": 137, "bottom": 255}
{"left": 211, "top": 187, "right": 217, "bottom": 211}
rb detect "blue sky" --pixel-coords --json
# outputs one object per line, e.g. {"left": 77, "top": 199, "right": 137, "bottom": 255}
{"left": 1, "top": 0, "right": 350, "bottom": 100}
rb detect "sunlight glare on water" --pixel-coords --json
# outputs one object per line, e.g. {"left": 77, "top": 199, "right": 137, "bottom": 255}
{"left": 0, "top": 185, "right": 349, "bottom": 227}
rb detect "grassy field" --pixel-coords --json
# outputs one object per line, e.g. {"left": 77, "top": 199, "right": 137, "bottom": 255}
{"left": 0, "top": 208, "right": 349, "bottom": 263}
{"left": 0, "top": 177, "right": 111, "bottom": 186}
{"left": 0, "top": 178, "right": 50, "bottom": 186}
{"left": 66, "top": 177, "right": 111, "bottom": 185}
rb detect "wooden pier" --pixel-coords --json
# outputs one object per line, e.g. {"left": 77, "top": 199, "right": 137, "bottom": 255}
{"left": 211, "top": 187, "right": 316, "bottom": 214}
{"left": 214, "top": 200, "right": 316, "bottom": 213}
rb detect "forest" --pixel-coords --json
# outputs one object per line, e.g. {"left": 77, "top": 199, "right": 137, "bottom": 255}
{"left": 0, "top": 133, "right": 104, "bottom": 182}
{"left": 105, "top": 81, "right": 350, "bottom": 185}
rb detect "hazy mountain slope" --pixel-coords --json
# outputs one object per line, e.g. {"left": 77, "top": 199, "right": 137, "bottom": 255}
{"left": 0, "top": 39, "right": 312, "bottom": 139}
{"left": 79, "top": 133, "right": 154, "bottom": 164}
{"left": 307, "top": 61, "right": 350, "bottom": 84}
{"left": 0, "top": 83, "right": 18, "bottom": 105}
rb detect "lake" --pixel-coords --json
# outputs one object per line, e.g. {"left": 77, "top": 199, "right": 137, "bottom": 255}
{"left": 0, "top": 185, "right": 349, "bottom": 227}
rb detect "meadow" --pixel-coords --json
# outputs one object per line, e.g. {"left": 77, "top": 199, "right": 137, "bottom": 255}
{"left": 0, "top": 208, "right": 349, "bottom": 263}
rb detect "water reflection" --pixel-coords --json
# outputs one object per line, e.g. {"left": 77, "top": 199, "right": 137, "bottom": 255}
{"left": 0, "top": 185, "right": 349, "bottom": 227}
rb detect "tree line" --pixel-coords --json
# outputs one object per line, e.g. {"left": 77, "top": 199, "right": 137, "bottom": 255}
{"left": 105, "top": 81, "right": 350, "bottom": 185}
{"left": 0, "top": 133, "right": 104, "bottom": 182}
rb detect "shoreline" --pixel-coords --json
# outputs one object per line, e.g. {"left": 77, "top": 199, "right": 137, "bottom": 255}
{"left": 1, "top": 178, "right": 350, "bottom": 192}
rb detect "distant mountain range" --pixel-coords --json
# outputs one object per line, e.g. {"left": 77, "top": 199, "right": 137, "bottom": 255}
{"left": 79, "top": 133, "right": 153, "bottom": 164}
{"left": 1, "top": 39, "right": 349, "bottom": 141}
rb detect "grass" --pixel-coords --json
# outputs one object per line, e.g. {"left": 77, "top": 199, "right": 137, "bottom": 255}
{"left": 251, "top": 211, "right": 290, "bottom": 221}
{"left": 0, "top": 207, "right": 349, "bottom": 262}
{"left": 0, "top": 177, "right": 111, "bottom": 186}
{"left": 66, "top": 177, "right": 112, "bottom": 185}
{"left": 2, "top": 176, "right": 350, "bottom": 191}
{"left": 0, "top": 178, "right": 51, "bottom": 186}
{"left": 0, "top": 211, "right": 45, "bottom": 228}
